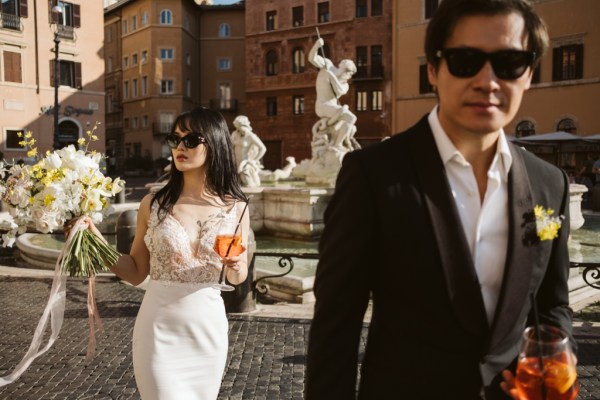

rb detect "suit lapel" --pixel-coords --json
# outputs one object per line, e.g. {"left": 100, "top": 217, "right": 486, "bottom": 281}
{"left": 489, "top": 145, "right": 536, "bottom": 346}
{"left": 409, "top": 118, "right": 489, "bottom": 337}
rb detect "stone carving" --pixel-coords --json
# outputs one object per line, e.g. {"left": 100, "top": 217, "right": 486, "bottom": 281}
{"left": 293, "top": 37, "right": 360, "bottom": 186}
{"left": 231, "top": 115, "right": 296, "bottom": 186}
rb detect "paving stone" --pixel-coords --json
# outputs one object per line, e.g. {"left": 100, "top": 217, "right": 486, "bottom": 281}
{"left": 0, "top": 276, "right": 599, "bottom": 399}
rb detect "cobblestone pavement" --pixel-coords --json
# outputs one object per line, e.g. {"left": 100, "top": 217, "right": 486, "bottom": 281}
{"left": 0, "top": 276, "right": 598, "bottom": 399}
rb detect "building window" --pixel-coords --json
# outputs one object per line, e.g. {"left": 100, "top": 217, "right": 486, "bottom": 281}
{"left": 123, "top": 118, "right": 129, "bottom": 130}
{"left": 218, "top": 58, "right": 231, "bottom": 71}
{"left": 106, "top": 26, "right": 112, "bottom": 42}
{"left": 123, "top": 81, "right": 129, "bottom": 99}
{"left": 553, "top": 44, "right": 583, "bottom": 81}
{"left": 356, "top": 91, "right": 368, "bottom": 111}
{"left": 142, "top": 115, "right": 149, "bottom": 128}
{"left": 292, "top": 47, "right": 305, "bottom": 74}
{"left": 142, "top": 76, "right": 148, "bottom": 95}
{"left": 425, "top": 0, "right": 439, "bottom": 19}
{"left": 160, "top": 9, "right": 172, "bottom": 25}
{"left": 218, "top": 23, "right": 230, "bottom": 37}
{"left": 371, "top": 90, "right": 382, "bottom": 111}
{"left": 516, "top": 120, "right": 535, "bottom": 138}
{"left": 141, "top": 11, "right": 148, "bottom": 26}
{"left": 131, "top": 15, "right": 137, "bottom": 30}
{"left": 132, "top": 116, "right": 138, "bottom": 129}
{"left": 531, "top": 65, "right": 541, "bottom": 84}
{"left": 132, "top": 78, "right": 138, "bottom": 97}
{"left": 107, "top": 93, "right": 114, "bottom": 113}
{"left": 292, "top": 6, "right": 303, "bottom": 27}
{"left": 4, "top": 129, "right": 25, "bottom": 150}
{"left": 186, "top": 79, "right": 192, "bottom": 98}
{"left": 54, "top": 2, "right": 80, "bottom": 28}
{"left": 50, "top": 60, "right": 82, "bottom": 89}
{"left": 293, "top": 95, "right": 304, "bottom": 115}
{"left": 371, "top": 45, "right": 383, "bottom": 77}
{"left": 2, "top": 51, "right": 22, "bottom": 83}
{"left": 186, "top": 53, "right": 191, "bottom": 66}
{"left": 123, "top": 56, "right": 129, "bottom": 69}
{"left": 218, "top": 82, "right": 231, "bottom": 109}
{"left": 122, "top": 19, "right": 128, "bottom": 34}
{"left": 132, "top": 52, "right": 138, "bottom": 66}
{"left": 141, "top": 50, "right": 148, "bottom": 63}
{"left": 266, "top": 50, "right": 277, "bottom": 76}
{"left": 160, "top": 79, "right": 174, "bottom": 94}
{"left": 371, "top": 0, "right": 382, "bottom": 16}
{"left": 318, "top": 2, "right": 330, "bottom": 23}
{"left": 557, "top": 118, "right": 577, "bottom": 134}
{"left": 160, "top": 48, "right": 174, "bottom": 60}
{"left": 419, "top": 64, "right": 434, "bottom": 94}
{"left": 356, "top": 46, "right": 367, "bottom": 78}
{"left": 107, "top": 57, "right": 113, "bottom": 72}
{"left": 266, "top": 10, "right": 276, "bottom": 31}
{"left": 266, "top": 97, "right": 277, "bottom": 116}
{"left": 356, "top": 0, "right": 367, "bottom": 18}
{"left": 0, "top": 0, "right": 27, "bottom": 31}
{"left": 159, "top": 112, "right": 174, "bottom": 133}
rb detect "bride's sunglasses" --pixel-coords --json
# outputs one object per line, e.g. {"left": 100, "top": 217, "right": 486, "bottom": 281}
{"left": 165, "top": 133, "right": 206, "bottom": 149}
{"left": 435, "top": 47, "right": 535, "bottom": 80}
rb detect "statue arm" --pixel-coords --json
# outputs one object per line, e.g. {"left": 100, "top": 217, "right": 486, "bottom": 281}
{"left": 309, "top": 38, "right": 326, "bottom": 69}
{"left": 251, "top": 134, "right": 267, "bottom": 161}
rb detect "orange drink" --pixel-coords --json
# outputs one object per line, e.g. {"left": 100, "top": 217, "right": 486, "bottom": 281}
{"left": 516, "top": 356, "right": 578, "bottom": 400}
{"left": 214, "top": 234, "right": 244, "bottom": 257}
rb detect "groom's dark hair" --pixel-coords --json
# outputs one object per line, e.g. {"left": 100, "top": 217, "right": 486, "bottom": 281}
{"left": 425, "top": 0, "right": 549, "bottom": 70}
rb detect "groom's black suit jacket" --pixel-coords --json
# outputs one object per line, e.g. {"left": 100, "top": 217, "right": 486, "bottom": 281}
{"left": 306, "top": 115, "right": 573, "bottom": 400}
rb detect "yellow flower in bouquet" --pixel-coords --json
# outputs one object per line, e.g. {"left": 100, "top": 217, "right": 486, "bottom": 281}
{"left": 534, "top": 205, "right": 563, "bottom": 241}
{"left": 0, "top": 124, "right": 124, "bottom": 276}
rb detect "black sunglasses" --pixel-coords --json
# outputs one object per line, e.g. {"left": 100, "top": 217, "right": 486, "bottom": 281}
{"left": 436, "top": 47, "right": 535, "bottom": 80}
{"left": 165, "top": 133, "right": 206, "bottom": 149}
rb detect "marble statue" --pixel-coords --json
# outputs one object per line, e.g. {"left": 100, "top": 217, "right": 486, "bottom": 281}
{"left": 293, "top": 37, "right": 360, "bottom": 185}
{"left": 231, "top": 115, "right": 266, "bottom": 187}
{"left": 231, "top": 115, "right": 297, "bottom": 186}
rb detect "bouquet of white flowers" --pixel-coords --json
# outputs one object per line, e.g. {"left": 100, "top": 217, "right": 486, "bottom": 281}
{"left": 0, "top": 125, "right": 125, "bottom": 386}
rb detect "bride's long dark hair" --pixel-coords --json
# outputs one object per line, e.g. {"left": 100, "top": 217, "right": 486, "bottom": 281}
{"left": 152, "top": 107, "right": 247, "bottom": 220}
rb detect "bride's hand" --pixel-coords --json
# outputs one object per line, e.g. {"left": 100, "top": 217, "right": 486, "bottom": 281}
{"left": 64, "top": 216, "right": 103, "bottom": 240}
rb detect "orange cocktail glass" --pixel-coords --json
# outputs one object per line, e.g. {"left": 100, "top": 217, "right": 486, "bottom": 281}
{"left": 515, "top": 325, "right": 578, "bottom": 400}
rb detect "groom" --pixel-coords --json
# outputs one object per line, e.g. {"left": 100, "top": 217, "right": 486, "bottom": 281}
{"left": 306, "top": 0, "right": 574, "bottom": 399}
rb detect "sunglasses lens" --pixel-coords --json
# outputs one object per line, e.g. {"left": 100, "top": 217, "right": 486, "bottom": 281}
{"left": 491, "top": 51, "right": 532, "bottom": 79}
{"left": 165, "top": 134, "right": 180, "bottom": 149}
{"left": 445, "top": 49, "right": 485, "bottom": 78}
{"left": 183, "top": 135, "right": 201, "bottom": 148}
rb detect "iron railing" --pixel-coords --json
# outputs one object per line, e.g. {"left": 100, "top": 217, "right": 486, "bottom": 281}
{"left": 0, "top": 12, "right": 21, "bottom": 31}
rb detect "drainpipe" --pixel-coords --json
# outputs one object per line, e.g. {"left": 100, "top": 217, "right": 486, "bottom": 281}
{"left": 33, "top": 0, "right": 39, "bottom": 93}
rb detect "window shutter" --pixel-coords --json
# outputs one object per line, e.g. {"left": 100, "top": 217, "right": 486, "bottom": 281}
{"left": 5, "top": 52, "right": 23, "bottom": 83}
{"left": 74, "top": 62, "right": 82, "bottom": 89}
{"left": 19, "top": 0, "right": 28, "bottom": 18}
{"left": 552, "top": 47, "right": 561, "bottom": 81}
{"left": 50, "top": 59, "right": 55, "bottom": 87}
{"left": 49, "top": 1, "right": 58, "bottom": 23}
{"left": 73, "top": 4, "right": 81, "bottom": 27}
{"left": 575, "top": 43, "right": 584, "bottom": 79}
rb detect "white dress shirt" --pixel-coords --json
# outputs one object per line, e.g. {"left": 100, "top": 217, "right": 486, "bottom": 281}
{"left": 428, "top": 107, "right": 512, "bottom": 325}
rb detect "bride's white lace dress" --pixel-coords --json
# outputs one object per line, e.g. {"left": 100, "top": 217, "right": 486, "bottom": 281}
{"left": 132, "top": 203, "right": 236, "bottom": 400}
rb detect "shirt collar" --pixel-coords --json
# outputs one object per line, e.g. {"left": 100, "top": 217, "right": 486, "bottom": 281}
{"left": 427, "top": 106, "right": 512, "bottom": 181}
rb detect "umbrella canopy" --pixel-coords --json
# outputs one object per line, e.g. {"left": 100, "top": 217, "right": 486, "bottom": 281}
{"left": 512, "top": 131, "right": 581, "bottom": 143}
{"left": 583, "top": 134, "right": 600, "bottom": 142}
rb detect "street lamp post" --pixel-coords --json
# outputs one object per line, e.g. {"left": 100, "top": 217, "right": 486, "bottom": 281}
{"left": 51, "top": 4, "right": 63, "bottom": 150}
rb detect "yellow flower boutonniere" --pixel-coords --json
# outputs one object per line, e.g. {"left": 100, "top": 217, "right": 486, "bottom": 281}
{"left": 534, "top": 205, "right": 564, "bottom": 241}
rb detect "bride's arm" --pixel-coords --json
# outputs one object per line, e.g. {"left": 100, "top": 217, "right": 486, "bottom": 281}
{"left": 109, "top": 194, "right": 152, "bottom": 286}
{"left": 224, "top": 201, "right": 250, "bottom": 285}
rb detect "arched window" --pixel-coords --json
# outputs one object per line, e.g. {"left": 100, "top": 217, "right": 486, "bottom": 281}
{"left": 557, "top": 118, "right": 577, "bottom": 134}
{"left": 292, "top": 47, "right": 305, "bottom": 74}
{"left": 219, "top": 23, "right": 230, "bottom": 37}
{"left": 266, "top": 50, "right": 278, "bottom": 76}
{"left": 516, "top": 120, "right": 535, "bottom": 138}
{"left": 160, "top": 9, "right": 173, "bottom": 25}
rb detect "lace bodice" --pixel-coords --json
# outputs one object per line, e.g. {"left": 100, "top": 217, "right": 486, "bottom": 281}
{"left": 144, "top": 203, "right": 238, "bottom": 286}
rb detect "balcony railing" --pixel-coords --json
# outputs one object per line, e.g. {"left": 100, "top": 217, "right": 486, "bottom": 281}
{"left": 56, "top": 24, "right": 75, "bottom": 40}
{"left": 0, "top": 12, "right": 21, "bottom": 31}
{"left": 209, "top": 98, "right": 238, "bottom": 112}
{"left": 152, "top": 122, "right": 173, "bottom": 136}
